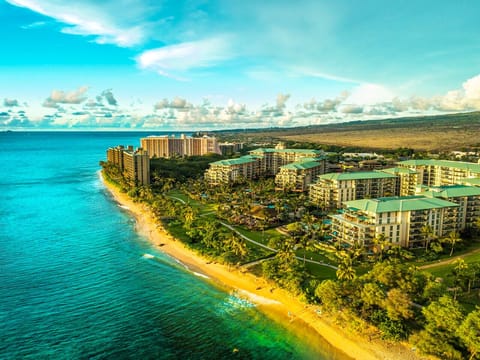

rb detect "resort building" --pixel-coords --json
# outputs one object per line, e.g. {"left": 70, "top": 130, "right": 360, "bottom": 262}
{"left": 107, "top": 145, "right": 128, "bottom": 171}
{"left": 418, "top": 184, "right": 480, "bottom": 230}
{"left": 458, "top": 177, "right": 480, "bottom": 187}
{"left": 397, "top": 159, "right": 480, "bottom": 187}
{"left": 358, "top": 160, "right": 385, "bottom": 171}
{"left": 330, "top": 196, "right": 459, "bottom": 249}
{"left": 106, "top": 145, "right": 150, "bottom": 186}
{"left": 249, "top": 142, "right": 323, "bottom": 176}
{"left": 275, "top": 158, "right": 326, "bottom": 192}
{"left": 204, "top": 155, "right": 262, "bottom": 184}
{"left": 140, "top": 134, "right": 221, "bottom": 158}
{"left": 309, "top": 171, "right": 397, "bottom": 210}
{"left": 381, "top": 167, "right": 419, "bottom": 196}
{"left": 218, "top": 142, "right": 244, "bottom": 156}
{"left": 205, "top": 143, "right": 326, "bottom": 185}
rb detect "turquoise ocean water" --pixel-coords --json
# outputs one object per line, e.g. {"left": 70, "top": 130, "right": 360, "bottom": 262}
{"left": 0, "top": 131, "right": 348, "bottom": 359}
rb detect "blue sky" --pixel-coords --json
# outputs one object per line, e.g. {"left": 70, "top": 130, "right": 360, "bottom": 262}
{"left": 1, "top": 0, "right": 480, "bottom": 130}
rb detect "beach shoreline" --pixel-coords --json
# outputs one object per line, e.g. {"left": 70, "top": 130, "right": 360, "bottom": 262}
{"left": 99, "top": 172, "right": 425, "bottom": 360}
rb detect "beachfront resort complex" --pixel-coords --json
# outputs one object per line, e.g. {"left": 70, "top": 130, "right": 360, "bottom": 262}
{"left": 105, "top": 139, "right": 480, "bottom": 251}
{"left": 323, "top": 160, "right": 480, "bottom": 249}
{"left": 204, "top": 142, "right": 327, "bottom": 191}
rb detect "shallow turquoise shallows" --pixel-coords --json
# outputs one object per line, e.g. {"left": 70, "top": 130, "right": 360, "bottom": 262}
{"left": 0, "top": 131, "right": 346, "bottom": 360}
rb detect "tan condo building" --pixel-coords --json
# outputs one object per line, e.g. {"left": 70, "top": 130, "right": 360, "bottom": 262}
{"left": 418, "top": 184, "right": 480, "bottom": 230}
{"left": 398, "top": 159, "right": 480, "bottom": 186}
{"left": 309, "top": 171, "right": 397, "bottom": 210}
{"left": 204, "top": 155, "right": 262, "bottom": 184}
{"left": 205, "top": 143, "right": 325, "bottom": 185}
{"left": 330, "top": 196, "right": 459, "bottom": 249}
{"left": 106, "top": 145, "right": 150, "bottom": 186}
{"left": 275, "top": 158, "right": 326, "bottom": 192}
{"left": 140, "top": 134, "right": 220, "bottom": 158}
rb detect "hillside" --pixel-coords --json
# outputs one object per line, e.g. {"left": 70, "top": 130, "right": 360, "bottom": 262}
{"left": 217, "top": 111, "right": 480, "bottom": 152}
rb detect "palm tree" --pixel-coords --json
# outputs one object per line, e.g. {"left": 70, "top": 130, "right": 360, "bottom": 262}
{"left": 443, "top": 231, "right": 462, "bottom": 257}
{"left": 373, "top": 233, "right": 389, "bottom": 261}
{"left": 421, "top": 224, "right": 435, "bottom": 253}
{"left": 336, "top": 253, "right": 356, "bottom": 282}
{"left": 225, "top": 233, "right": 248, "bottom": 259}
{"left": 182, "top": 203, "right": 197, "bottom": 231}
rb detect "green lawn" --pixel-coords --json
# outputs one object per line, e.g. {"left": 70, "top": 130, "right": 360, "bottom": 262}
{"left": 305, "top": 262, "right": 337, "bottom": 281}
{"left": 167, "top": 190, "right": 217, "bottom": 215}
{"left": 164, "top": 189, "right": 345, "bottom": 281}
{"left": 425, "top": 250, "right": 480, "bottom": 279}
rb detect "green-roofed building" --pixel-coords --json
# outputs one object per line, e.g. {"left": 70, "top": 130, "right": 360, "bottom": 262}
{"left": 249, "top": 142, "right": 323, "bottom": 176}
{"left": 204, "top": 155, "right": 262, "bottom": 184}
{"left": 397, "top": 159, "right": 480, "bottom": 186}
{"left": 418, "top": 184, "right": 480, "bottom": 230}
{"left": 309, "top": 171, "right": 397, "bottom": 210}
{"left": 380, "top": 167, "right": 419, "bottom": 196}
{"left": 204, "top": 142, "right": 326, "bottom": 185}
{"left": 275, "top": 159, "right": 326, "bottom": 192}
{"left": 458, "top": 177, "right": 480, "bottom": 187}
{"left": 330, "top": 196, "right": 459, "bottom": 249}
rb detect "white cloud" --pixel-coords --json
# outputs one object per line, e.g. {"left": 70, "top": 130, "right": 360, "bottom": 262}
{"left": 463, "top": 74, "right": 480, "bottom": 100}
{"left": 388, "top": 74, "right": 480, "bottom": 112}
{"left": 153, "top": 97, "right": 191, "bottom": 110}
{"left": 20, "top": 20, "right": 47, "bottom": 29}
{"left": 340, "top": 104, "right": 364, "bottom": 114}
{"left": 4, "top": 98, "right": 19, "bottom": 107}
{"left": 43, "top": 86, "right": 89, "bottom": 108}
{"left": 276, "top": 93, "right": 290, "bottom": 109}
{"left": 7, "top": 0, "right": 146, "bottom": 46}
{"left": 346, "top": 83, "right": 395, "bottom": 105}
{"left": 136, "top": 37, "right": 232, "bottom": 77}
{"left": 101, "top": 89, "right": 118, "bottom": 106}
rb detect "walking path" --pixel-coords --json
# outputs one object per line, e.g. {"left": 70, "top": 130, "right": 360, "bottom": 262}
{"left": 167, "top": 194, "right": 337, "bottom": 270}
{"left": 219, "top": 221, "right": 337, "bottom": 269}
{"left": 419, "top": 247, "right": 480, "bottom": 269}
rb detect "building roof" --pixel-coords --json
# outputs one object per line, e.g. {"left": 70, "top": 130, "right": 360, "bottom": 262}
{"left": 345, "top": 196, "right": 458, "bottom": 213}
{"left": 398, "top": 159, "right": 480, "bottom": 173}
{"left": 381, "top": 167, "right": 417, "bottom": 175}
{"left": 280, "top": 160, "right": 323, "bottom": 170}
{"left": 250, "top": 148, "right": 322, "bottom": 155}
{"left": 420, "top": 184, "right": 480, "bottom": 198}
{"left": 317, "top": 171, "right": 396, "bottom": 181}
{"left": 210, "top": 155, "right": 259, "bottom": 166}
{"left": 458, "top": 177, "right": 480, "bottom": 186}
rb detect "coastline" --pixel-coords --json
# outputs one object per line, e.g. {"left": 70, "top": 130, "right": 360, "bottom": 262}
{"left": 99, "top": 172, "right": 425, "bottom": 360}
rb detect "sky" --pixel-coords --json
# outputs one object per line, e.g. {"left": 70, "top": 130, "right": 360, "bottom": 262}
{"left": 1, "top": 0, "right": 480, "bottom": 130}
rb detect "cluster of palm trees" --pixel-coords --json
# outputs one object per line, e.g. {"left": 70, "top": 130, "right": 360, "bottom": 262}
{"left": 420, "top": 224, "right": 463, "bottom": 257}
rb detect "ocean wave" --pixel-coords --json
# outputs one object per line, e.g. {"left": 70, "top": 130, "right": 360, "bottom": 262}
{"left": 236, "top": 290, "right": 280, "bottom": 306}
{"left": 193, "top": 271, "right": 210, "bottom": 279}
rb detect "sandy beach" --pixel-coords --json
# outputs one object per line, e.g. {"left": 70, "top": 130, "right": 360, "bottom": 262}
{"left": 100, "top": 173, "right": 426, "bottom": 360}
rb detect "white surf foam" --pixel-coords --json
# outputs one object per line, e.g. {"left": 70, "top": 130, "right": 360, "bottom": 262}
{"left": 193, "top": 271, "right": 210, "bottom": 279}
{"left": 237, "top": 289, "right": 281, "bottom": 305}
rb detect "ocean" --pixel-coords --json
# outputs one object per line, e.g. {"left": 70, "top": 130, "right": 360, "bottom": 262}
{"left": 0, "top": 131, "right": 345, "bottom": 359}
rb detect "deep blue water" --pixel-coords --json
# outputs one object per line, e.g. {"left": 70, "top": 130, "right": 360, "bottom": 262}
{"left": 0, "top": 131, "right": 346, "bottom": 359}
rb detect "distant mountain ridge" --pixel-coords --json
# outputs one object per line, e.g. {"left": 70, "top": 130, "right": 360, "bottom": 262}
{"left": 215, "top": 111, "right": 480, "bottom": 151}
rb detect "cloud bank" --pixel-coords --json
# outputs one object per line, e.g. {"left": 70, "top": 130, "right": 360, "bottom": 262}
{"left": 3, "top": 73, "right": 480, "bottom": 130}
